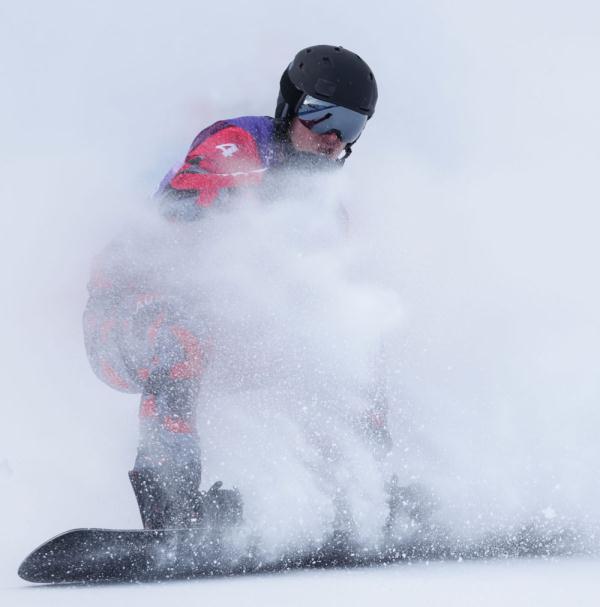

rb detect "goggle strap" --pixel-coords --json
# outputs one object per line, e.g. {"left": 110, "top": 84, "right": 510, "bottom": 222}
{"left": 337, "top": 143, "right": 352, "bottom": 164}
{"left": 279, "top": 70, "right": 304, "bottom": 118}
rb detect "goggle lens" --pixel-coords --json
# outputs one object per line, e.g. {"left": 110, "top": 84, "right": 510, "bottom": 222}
{"left": 296, "top": 95, "right": 368, "bottom": 144}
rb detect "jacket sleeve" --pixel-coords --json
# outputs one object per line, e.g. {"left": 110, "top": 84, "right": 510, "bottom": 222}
{"left": 158, "top": 122, "right": 266, "bottom": 221}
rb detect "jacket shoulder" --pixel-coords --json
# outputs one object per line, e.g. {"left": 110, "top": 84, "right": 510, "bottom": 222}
{"left": 189, "top": 116, "right": 276, "bottom": 166}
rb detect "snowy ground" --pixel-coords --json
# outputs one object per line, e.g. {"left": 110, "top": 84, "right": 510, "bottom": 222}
{"left": 3, "top": 558, "right": 600, "bottom": 607}
{"left": 3, "top": 0, "right": 600, "bottom": 604}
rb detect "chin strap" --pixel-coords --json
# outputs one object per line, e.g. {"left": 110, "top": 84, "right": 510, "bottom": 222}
{"left": 337, "top": 144, "right": 353, "bottom": 165}
{"left": 276, "top": 117, "right": 353, "bottom": 168}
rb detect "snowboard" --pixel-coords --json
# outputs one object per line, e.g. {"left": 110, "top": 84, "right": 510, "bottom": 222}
{"left": 18, "top": 525, "right": 430, "bottom": 584}
{"left": 18, "top": 520, "right": 576, "bottom": 584}
{"left": 18, "top": 526, "right": 252, "bottom": 584}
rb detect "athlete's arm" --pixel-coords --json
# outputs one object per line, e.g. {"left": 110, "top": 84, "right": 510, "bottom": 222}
{"left": 158, "top": 122, "right": 266, "bottom": 221}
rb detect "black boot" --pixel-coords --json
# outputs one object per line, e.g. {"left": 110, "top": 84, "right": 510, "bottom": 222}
{"left": 129, "top": 469, "right": 243, "bottom": 530}
{"left": 385, "top": 474, "right": 438, "bottom": 535}
{"left": 128, "top": 467, "right": 203, "bottom": 529}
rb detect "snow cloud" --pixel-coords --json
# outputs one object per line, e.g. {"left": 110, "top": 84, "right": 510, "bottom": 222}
{"left": 2, "top": 0, "right": 600, "bottom": 576}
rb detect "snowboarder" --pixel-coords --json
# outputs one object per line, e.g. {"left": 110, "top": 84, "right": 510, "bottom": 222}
{"left": 83, "top": 45, "right": 380, "bottom": 530}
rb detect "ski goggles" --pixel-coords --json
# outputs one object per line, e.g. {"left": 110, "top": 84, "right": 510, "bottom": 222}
{"left": 296, "top": 95, "right": 368, "bottom": 144}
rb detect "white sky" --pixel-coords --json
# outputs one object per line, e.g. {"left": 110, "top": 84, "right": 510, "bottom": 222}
{"left": 2, "top": 0, "right": 600, "bottom": 599}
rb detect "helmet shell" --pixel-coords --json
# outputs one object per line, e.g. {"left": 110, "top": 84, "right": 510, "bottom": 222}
{"left": 277, "top": 45, "right": 378, "bottom": 120}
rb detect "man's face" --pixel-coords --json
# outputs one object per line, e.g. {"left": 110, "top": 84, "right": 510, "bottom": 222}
{"left": 288, "top": 117, "right": 346, "bottom": 159}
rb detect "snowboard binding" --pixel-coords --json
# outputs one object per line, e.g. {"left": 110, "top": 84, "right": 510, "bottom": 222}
{"left": 129, "top": 469, "right": 242, "bottom": 530}
{"left": 384, "top": 474, "right": 438, "bottom": 539}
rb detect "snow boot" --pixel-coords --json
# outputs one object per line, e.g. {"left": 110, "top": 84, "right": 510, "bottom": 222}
{"left": 385, "top": 474, "right": 438, "bottom": 533}
{"left": 129, "top": 468, "right": 242, "bottom": 530}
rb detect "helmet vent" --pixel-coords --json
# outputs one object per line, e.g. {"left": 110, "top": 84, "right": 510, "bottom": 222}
{"left": 299, "top": 62, "right": 304, "bottom": 70}
{"left": 306, "top": 48, "right": 312, "bottom": 53}
{"left": 315, "top": 78, "right": 336, "bottom": 97}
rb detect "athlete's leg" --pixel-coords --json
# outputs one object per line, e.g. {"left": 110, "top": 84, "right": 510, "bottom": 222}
{"left": 84, "top": 293, "right": 206, "bottom": 528}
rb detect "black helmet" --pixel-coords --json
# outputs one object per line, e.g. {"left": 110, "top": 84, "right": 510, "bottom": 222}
{"left": 276, "top": 45, "right": 378, "bottom": 123}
